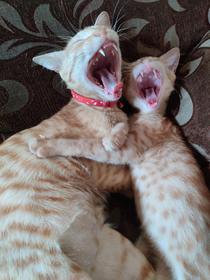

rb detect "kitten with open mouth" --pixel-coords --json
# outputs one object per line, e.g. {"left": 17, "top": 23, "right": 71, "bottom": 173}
{"left": 88, "top": 40, "right": 123, "bottom": 99}
{"left": 136, "top": 68, "right": 162, "bottom": 109}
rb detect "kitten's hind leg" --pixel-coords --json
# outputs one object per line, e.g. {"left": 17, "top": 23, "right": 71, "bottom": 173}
{"left": 136, "top": 233, "right": 172, "bottom": 280}
{"left": 59, "top": 205, "right": 155, "bottom": 280}
{"left": 91, "top": 224, "right": 155, "bottom": 280}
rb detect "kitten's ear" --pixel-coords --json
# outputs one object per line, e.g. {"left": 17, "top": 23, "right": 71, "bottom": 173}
{"left": 95, "top": 11, "right": 111, "bottom": 28}
{"left": 160, "top": 48, "right": 180, "bottom": 72}
{"left": 33, "top": 51, "right": 65, "bottom": 73}
{"left": 122, "top": 60, "right": 130, "bottom": 77}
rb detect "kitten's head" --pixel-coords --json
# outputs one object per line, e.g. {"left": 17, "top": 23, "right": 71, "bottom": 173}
{"left": 33, "top": 12, "right": 122, "bottom": 102}
{"left": 123, "top": 48, "right": 180, "bottom": 115}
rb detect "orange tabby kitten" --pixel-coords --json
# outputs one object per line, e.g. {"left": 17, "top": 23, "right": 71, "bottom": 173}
{"left": 0, "top": 12, "right": 155, "bottom": 280}
{"left": 31, "top": 48, "right": 210, "bottom": 280}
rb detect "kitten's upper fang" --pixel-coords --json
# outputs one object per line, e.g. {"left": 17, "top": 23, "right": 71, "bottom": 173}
{"left": 112, "top": 43, "right": 118, "bottom": 51}
{"left": 99, "top": 49, "right": 105, "bottom": 56}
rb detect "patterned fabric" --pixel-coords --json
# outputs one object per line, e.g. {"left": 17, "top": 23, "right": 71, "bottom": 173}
{"left": 1, "top": 0, "right": 210, "bottom": 237}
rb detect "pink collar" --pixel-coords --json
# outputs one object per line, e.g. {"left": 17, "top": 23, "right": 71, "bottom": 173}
{"left": 71, "top": 90, "right": 118, "bottom": 108}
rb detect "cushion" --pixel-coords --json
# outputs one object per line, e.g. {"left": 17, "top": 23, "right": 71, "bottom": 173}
{"left": 1, "top": 0, "right": 210, "bottom": 241}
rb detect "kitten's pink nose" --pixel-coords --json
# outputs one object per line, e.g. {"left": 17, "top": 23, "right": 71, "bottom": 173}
{"left": 95, "top": 29, "right": 107, "bottom": 37}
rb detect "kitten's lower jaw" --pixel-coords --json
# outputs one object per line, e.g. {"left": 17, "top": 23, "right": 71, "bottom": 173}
{"left": 87, "top": 41, "right": 122, "bottom": 100}
{"left": 136, "top": 68, "right": 163, "bottom": 110}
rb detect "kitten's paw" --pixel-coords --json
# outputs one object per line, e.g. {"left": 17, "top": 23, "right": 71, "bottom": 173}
{"left": 28, "top": 138, "right": 57, "bottom": 158}
{"left": 103, "top": 122, "right": 129, "bottom": 151}
{"left": 28, "top": 138, "right": 40, "bottom": 155}
{"left": 36, "top": 145, "right": 55, "bottom": 158}
{"left": 102, "top": 134, "right": 123, "bottom": 151}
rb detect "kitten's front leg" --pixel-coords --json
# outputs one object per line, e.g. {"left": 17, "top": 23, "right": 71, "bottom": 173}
{"left": 28, "top": 137, "right": 65, "bottom": 158}
{"left": 28, "top": 137, "right": 140, "bottom": 165}
{"left": 102, "top": 122, "right": 129, "bottom": 151}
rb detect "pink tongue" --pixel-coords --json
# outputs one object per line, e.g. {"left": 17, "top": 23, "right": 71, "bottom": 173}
{"left": 96, "top": 68, "right": 123, "bottom": 97}
{"left": 144, "top": 88, "right": 158, "bottom": 109}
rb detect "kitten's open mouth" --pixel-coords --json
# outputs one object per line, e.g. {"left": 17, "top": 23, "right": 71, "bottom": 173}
{"left": 87, "top": 41, "right": 123, "bottom": 100}
{"left": 136, "top": 68, "right": 163, "bottom": 109}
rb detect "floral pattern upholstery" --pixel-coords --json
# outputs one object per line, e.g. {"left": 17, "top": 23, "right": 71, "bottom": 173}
{"left": 1, "top": 0, "right": 210, "bottom": 239}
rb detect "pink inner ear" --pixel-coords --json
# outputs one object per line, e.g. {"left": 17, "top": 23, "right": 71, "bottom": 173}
{"left": 160, "top": 48, "right": 180, "bottom": 72}
{"left": 94, "top": 11, "right": 111, "bottom": 28}
{"left": 167, "top": 55, "right": 179, "bottom": 72}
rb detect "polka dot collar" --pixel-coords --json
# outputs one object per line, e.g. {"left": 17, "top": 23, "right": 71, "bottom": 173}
{"left": 71, "top": 90, "right": 118, "bottom": 108}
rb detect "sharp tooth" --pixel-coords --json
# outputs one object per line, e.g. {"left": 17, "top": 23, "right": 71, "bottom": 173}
{"left": 92, "top": 62, "right": 95, "bottom": 66}
{"left": 112, "top": 44, "right": 118, "bottom": 51}
{"left": 111, "top": 50, "right": 115, "bottom": 56}
{"left": 153, "top": 70, "right": 157, "bottom": 79}
{"left": 139, "top": 76, "right": 142, "bottom": 82}
{"left": 95, "top": 58, "right": 98, "bottom": 62}
{"left": 99, "top": 49, "right": 105, "bottom": 56}
{"left": 94, "top": 79, "right": 99, "bottom": 85}
{"left": 113, "top": 71, "right": 116, "bottom": 77}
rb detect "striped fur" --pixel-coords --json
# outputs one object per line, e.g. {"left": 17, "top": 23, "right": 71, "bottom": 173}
{"left": 33, "top": 48, "right": 210, "bottom": 280}
{"left": 0, "top": 12, "right": 155, "bottom": 280}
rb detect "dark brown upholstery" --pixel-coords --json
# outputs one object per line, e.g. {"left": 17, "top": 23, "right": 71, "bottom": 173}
{"left": 1, "top": 0, "right": 210, "bottom": 241}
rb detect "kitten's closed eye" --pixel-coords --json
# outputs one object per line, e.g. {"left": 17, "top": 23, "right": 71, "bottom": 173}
{"left": 73, "top": 39, "right": 84, "bottom": 45}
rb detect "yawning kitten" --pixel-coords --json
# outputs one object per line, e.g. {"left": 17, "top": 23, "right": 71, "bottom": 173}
{"left": 0, "top": 11, "right": 155, "bottom": 280}
{"left": 31, "top": 48, "right": 210, "bottom": 280}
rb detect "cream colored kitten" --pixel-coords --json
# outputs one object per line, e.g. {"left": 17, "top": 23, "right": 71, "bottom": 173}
{"left": 0, "top": 12, "right": 155, "bottom": 280}
{"left": 31, "top": 48, "right": 210, "bottom": 280}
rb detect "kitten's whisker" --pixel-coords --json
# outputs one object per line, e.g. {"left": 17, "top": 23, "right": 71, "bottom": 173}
{"left": 56, "top": 78, "right": 64, "bottom": 88}
{"left": 172, "top": 87, "right": 181, "bottom": 97}
{"left": 116, "top": 19, "right": 128, "bottom": 33}
{"left": 112, "top": 0, "right": 121, "bottom": 29}
{"left": 176, "top": 77, "right": 187, "bottom": 82}
{"left": 57, "top": 36, "right": 72, "bottom": 40}
{"left": 90, "top": 12, "right": 95, "bottom": 26}
{"left": 45, "top": 35, "right": 74, "bottom": 43}
{"left": 70, "top": 25, "right": 79, "bottom": 34}
{"left": 113, "top": 6, "right": 125, "bottom": 31}
{"left": 117, "top": 27, "right": 131, "bottom": 34}
{"left": 114, "top": 15, "right": 126, "bottom": 32}
{"left": 119, "top": 34, "right": 134, "bottom": 45}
